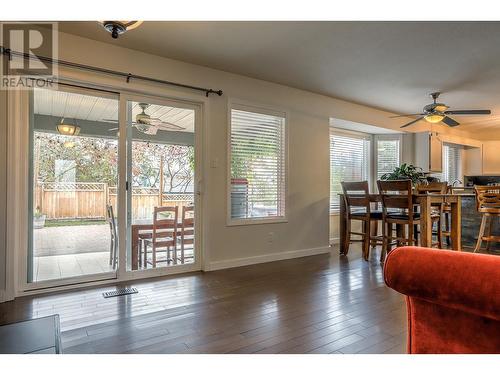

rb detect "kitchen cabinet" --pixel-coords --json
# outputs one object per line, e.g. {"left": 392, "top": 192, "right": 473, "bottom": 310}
{"left": 414, "top": 132, "right": 443, "bottom": 173}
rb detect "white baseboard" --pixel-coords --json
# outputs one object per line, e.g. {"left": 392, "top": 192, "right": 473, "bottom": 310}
{"left": 206, "top": 245, "right": 331, "bottom": 271}
{"left": 330, "top": 237, "right": 340, "bottom": 245}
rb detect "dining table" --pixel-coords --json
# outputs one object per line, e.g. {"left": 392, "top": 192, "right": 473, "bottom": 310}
{"left": 338, "top": 193, "right": 465, "bottom": 256}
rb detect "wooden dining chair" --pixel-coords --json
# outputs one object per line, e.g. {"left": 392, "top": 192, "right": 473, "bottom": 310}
{"left": 377, "top": 180, "right": 421, "bottom": 262}
{"left": 341, "top": 181, "right": 383, "bottom": 261}
{"left": 474, "top": 185, "right": 500, "bottom": 253}
{"left": 416, "top": 181, "right": 448, "bottom": 249}
{"left": 106, "top": 205, "right": 118, "bottom": 270}
{"left": 143, "top": 206, "right": 178, "bottom": 268}
{"left": 180, "top": 205, "right": 195, "bottom": 264}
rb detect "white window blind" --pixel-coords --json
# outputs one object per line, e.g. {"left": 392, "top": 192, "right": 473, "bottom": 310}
{"left": 442, "top": 144, "right": 462, "bottom": 185}
{"left": 230, "top": 107, "right": 286, "bottom": 221}
{"left": 376, "top": 138, "right": 401, "bottom": 180}
{"left": 330, "top": 130, "right": 370, "bottom": 212}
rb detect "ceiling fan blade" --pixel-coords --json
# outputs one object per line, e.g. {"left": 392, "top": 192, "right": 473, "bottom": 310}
{"left": 400, "top": 117, "right": 424, "bottom": 128}
{"left": 102, "top": 119, "right": 118, "bottom": 123}
{"left": 444, "top": 109, "right": 491, "bottom": 115}
{"left": 390, "top": 113, "right": 424, "bottom": 118}
{"left": 441, "top": 116, "right": 460, "bottom": 127}
{"left": 143, "top": 125, "right": 159, "bottom": 135}
{"left": 108, "top": 127, "right": 119, "bottom": 131}
{"left": 149, "top": 118, "right": 185, "bottom": 130}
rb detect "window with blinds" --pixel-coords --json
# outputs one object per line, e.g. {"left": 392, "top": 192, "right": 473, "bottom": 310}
{"left": 330, "top": 130, "right": 370, "bottom": 212}
{"left": 442, "top": 143, "right": 462, "bottom": 184}
{"left": 375, "top": 137, "right": 401, "bottom": 180}
{"left": 229, "top": 106, "right": 286, "bottom": 222}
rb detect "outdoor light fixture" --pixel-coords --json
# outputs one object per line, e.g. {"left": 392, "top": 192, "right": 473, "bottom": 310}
{"left": 424, "top": 114, "right": 445, "bottom": 123}
{"left": 57, "top": 119, "right": 80, "bottom": 136}
{"left": 100, "top": 21, "right": 143, "bottom": 39}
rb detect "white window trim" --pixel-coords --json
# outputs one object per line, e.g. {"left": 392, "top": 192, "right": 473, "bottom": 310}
{"left": 226, "top": 98, "right": 289, "bottom": 226}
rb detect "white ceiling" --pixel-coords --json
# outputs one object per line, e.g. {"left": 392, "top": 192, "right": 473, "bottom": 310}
{"left": 34, "top": 88, "right": 195, "bottom": 132}
{"left": 58, "top": 21, "right": 500, "bottom": 136}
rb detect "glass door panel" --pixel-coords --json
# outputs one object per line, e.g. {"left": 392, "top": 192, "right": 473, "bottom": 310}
{"left": 29, "top": 86, "right": 119, "bottom": 284}
{"left": 126, "top": 99, "right": 196, "bottom": 271}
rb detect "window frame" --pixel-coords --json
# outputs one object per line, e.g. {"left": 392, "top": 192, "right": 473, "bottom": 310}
{"left": 329, "top": 128, "right": 372, "bottom": 214}
{"left": 227, "top": 99, "right": 289, "bottom": 226}
{"left": 373, "top": 134, "right": 403, "bottom": 190}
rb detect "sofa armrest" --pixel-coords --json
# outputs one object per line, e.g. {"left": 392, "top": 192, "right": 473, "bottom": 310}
{"left": 384, "top": 247, "right": 500, "bottom": 321}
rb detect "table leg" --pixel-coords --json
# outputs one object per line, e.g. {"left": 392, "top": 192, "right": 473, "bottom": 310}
{"left": 339, "top": 197, "right": 348, "bottom": 255}
{"left": 420, "top": 196, "right": 432, "bottom": 248}
{"left": 131, "top": 226, "right": 138, "bottom": 270}
{"left": 451, "top": 196, "right": 462, "bottom": 251}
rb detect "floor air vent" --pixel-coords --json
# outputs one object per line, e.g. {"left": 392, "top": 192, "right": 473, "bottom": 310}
{"left": 102, "top": 287, "right": 138, "bottom": 298}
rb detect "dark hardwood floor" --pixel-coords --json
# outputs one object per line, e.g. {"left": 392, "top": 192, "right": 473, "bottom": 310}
{"left": 0, "top": 245, "right": 407, "bottom": 354}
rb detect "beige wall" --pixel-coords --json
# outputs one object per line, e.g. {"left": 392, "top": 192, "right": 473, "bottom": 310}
{"left": 482, "top": 142, "right": 500, "bottom": 174}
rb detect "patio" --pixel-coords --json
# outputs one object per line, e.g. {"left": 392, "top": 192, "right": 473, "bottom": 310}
{"left": 33, "top": 224, "right": 194, "bottom": 282}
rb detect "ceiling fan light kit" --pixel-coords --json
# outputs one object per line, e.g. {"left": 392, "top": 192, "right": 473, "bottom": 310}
{"left": 57, "top": 119, "right": 80, "bottom": 136}
{"left": 394, "top": 92, "right": 491, "bottom": 129}
{"left": 424, "top": 114, "right": 445, "bottom": 123}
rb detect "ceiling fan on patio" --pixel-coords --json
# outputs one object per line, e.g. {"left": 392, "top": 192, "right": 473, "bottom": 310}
{"left": 391, "top": 92, "right": 491, "bottom": 128}
{"left": 104, "top": 103, "right": 185, "bottom": 135}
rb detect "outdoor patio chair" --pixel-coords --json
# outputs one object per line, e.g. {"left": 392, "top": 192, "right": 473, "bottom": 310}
{"left": 143, "top": 206, "right": 178, "bottom": 268}
{"left": 180, "top": 205, "right": 194, "bottom": 263}
{"left": 106, "top": 205, "right": 118, "bottom": 270}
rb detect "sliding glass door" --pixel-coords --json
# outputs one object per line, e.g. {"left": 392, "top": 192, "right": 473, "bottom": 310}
{"left": 29, "top": 85, "right": 120, "bottom": 284}
{"left": 27, "top": 87, "right": 201, "bottom": 288}
{"left": 124, "top": 96, "right": 198, "bottom": 273}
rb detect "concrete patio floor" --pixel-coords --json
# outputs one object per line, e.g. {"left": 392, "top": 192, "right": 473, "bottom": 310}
{"left": 32, "top": 224, "right": 194, "bottom": 282}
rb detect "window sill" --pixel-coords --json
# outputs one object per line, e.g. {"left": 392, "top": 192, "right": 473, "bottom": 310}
{"left": 227, "top": 217, "right": 288, "bottom": 226}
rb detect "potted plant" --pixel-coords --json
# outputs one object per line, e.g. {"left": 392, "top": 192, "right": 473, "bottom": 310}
{"left": 33, "top": 206, "right": 46, "bottom": 229}
{"left": 380, "top": 163, "right": 427, "bottom": 186}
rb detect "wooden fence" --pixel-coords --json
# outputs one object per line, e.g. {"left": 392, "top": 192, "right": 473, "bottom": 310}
{"left": 35, "top": 182, "right": 194, "bottom": 220}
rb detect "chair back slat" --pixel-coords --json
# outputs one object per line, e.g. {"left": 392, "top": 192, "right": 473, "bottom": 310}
{"left": 416, "top": 182, "right": 448, "bottom": 194}
{"left": 377, "top": 180, "right": 414, "bottom": 213}
{"left": 181, "top": 205, "right": 195, "bottom": 246}
{"left": 152, "top": 206, "right": 178, "bottom": 246}
{"left": 106, "top": 204, "right": 117, "bottom": 239}
{"left": 475, "top": 186, "right": 500, "bottom": 211}
{"left": 341, "top": 181, "right": 371, "bottom": 215}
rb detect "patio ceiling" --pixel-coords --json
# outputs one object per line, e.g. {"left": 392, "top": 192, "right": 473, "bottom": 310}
{"left": 34, "top": 88, "right": 195, "bottom": 133}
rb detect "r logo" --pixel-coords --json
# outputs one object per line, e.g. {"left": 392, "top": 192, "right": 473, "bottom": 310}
{"left": 1, "top": 22, "right": 58, "bottom": 89}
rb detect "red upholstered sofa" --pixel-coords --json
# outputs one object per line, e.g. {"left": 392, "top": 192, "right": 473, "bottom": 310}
{"left": 384, "top": 246, "right": 500, "bottom": 354}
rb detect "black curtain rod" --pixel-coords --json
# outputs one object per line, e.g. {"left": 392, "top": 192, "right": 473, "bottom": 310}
{"left": 0, "top": 46, "right": 223, "bottom": 97}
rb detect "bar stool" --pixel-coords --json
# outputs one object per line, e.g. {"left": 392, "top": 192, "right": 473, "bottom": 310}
{"left": 474, "top": 185, "right": 500, "bottom": 253}
{"left": 416, "top": 182, "right": 448, "bottom": 249}
{"left": 341, "top": 181, "right": 383, "bottom": 261}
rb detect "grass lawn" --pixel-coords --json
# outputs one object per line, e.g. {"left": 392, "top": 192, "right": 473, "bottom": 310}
{"left": 45, "top": 219, "right": 107, "bottom": 227}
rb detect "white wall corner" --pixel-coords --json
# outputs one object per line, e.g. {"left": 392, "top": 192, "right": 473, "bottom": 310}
{"left": 206, "top": 245, "right": 331, "bottom": 272}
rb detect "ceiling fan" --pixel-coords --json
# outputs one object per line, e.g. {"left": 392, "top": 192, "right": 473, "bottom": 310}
{"left": 104, "top": 103, "right": 185, "bottom": 135}
{"left": 392, "top": 92, "right": 491, "bottom": 128}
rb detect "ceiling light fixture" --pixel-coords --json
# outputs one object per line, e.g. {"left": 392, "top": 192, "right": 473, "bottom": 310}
{"left": 100, "top": 21, "right": 143, "bottom": 39}
{"left": 424, "top": 114, "right": 445, "bottom": 123}
{"left": 57, "top": 119, "right": 81, "bottom": 136}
